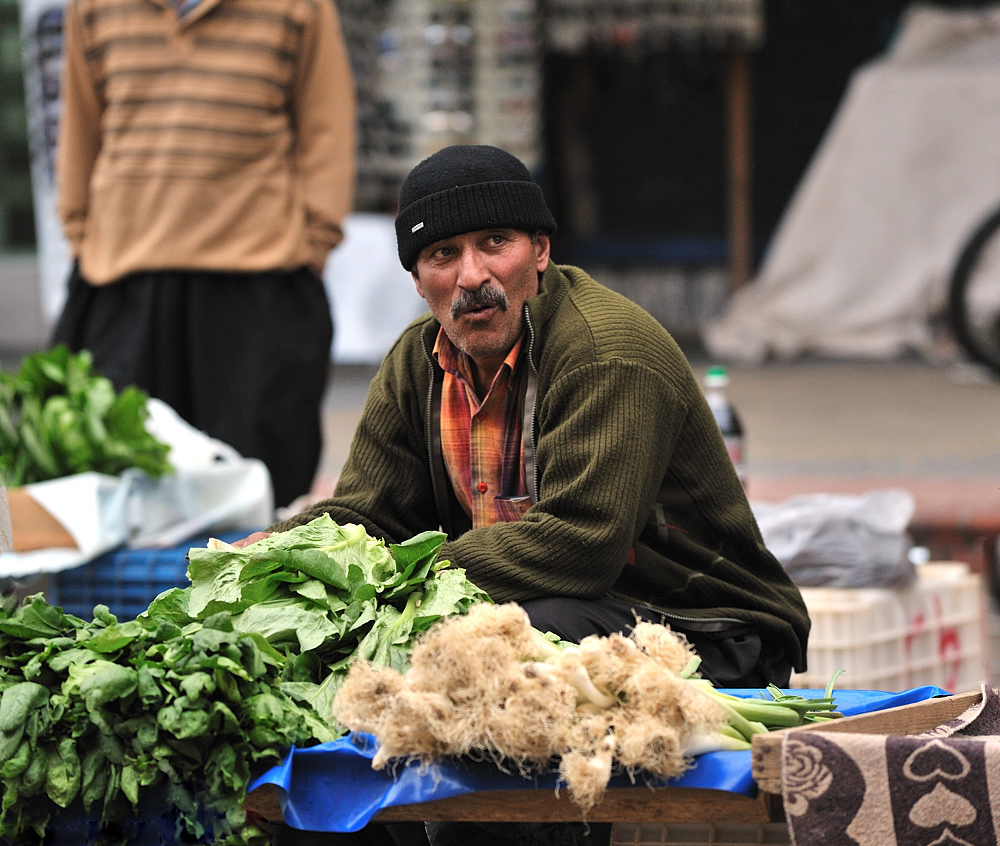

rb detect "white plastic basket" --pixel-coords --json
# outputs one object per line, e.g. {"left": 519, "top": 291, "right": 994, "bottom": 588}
{"left": 791, "top": 562, "right": 986, "bottom": 693}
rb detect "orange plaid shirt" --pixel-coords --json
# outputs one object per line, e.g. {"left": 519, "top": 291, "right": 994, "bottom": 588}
{"left": 433, "top": 328, "right": 530, "bottom": 527}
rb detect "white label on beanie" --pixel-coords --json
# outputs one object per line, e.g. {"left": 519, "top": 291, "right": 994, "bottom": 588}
{"left": 411, "top": 222, "right": 424, "bottom": 233}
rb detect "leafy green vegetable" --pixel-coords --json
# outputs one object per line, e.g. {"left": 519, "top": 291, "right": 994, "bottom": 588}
{"left": 0, "top": 345, "right": 172, "bottom": 486}
{"left": 0, "top": 515, "right": 492, "bottom": 845}
{"left": 170, "top": 515, "right": 489, "bottom": 684}
{"left": 0, "top": 596, "right": 321, "bottom": 845}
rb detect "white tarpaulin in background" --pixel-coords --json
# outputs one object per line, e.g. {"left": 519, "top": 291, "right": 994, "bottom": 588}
{"left": 20, "top": 0, "right": 72, "bottom": 326}
{"left": 704, "top": 4, "right": 1000, "bottom": 363}
{"left": 322, "top": 214, "right": 427, "bottom": 364}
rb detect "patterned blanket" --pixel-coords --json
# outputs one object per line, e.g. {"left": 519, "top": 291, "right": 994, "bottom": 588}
{"left": 782, "top": 685, "right": 1000, "bottom": 846}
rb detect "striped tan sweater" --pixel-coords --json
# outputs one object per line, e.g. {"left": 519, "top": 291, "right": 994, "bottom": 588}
{"left": 57, "top": 0, "right": 356, "bottom": 284}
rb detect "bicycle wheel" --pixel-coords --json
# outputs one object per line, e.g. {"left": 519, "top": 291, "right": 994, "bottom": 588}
{"left": 948, "top": 204, "right": 1000, "bottom": 376}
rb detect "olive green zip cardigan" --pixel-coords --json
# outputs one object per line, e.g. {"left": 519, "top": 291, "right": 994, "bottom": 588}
{"left": 276, "top": 263, "right": 810, "bottom": 671}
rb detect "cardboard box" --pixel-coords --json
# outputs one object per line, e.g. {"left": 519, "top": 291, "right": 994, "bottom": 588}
{"left": 752, "top": 689, "right": 982, "bottom": 794}
{"left": 6, "top": 487, "right": 77, "bottom": 551}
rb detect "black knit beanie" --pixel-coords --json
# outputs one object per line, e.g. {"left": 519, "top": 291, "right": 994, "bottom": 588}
{"left": 395, "top": 145, "right": 557, "bottom": 270}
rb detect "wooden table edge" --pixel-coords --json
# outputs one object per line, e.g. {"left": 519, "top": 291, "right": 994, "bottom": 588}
{"left": 245, "top": 782, "right": 781, "bottom": 827}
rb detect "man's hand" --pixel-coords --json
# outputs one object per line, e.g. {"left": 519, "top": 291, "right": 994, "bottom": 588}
{"left": 232, "top": 531, "right": 272, "bottom": 548}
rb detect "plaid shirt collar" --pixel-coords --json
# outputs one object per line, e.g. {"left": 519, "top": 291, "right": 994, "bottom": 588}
{"left": 433, "top": 328, "right": 528, "bottom": 527}
{"left": 432, "top": 328, "right": 525, "bottom": 393}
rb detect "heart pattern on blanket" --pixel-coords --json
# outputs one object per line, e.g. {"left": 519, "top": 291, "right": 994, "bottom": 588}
{"left": 909, "top": 783, "right": 977, "bottom": 828}
{"left": 903, "top": 740, "right": 971, "bottom": 782}
{"left": 782, "top": 686, "right": 1000, "bottom": 846}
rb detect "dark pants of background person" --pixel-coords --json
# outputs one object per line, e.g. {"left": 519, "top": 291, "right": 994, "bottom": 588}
{"left": 51, "top": 265, "right": 333, "bottom": 509}
{"left": 266, "top": 594, "right": 793, "bottom": 846}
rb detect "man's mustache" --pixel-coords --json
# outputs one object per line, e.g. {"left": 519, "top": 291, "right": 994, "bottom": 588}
{"left": 450, "top": 286, "right": 509, "bottom": 319}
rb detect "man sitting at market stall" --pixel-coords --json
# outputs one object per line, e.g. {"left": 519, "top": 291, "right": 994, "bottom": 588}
{"left": 248, "top": 143, "right": 810, "bottom": 846}
{"left": 263, "top": 143, "right": 810, "bottom": 688}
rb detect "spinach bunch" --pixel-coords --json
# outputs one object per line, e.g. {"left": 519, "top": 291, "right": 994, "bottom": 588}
{"left": 0, "top": 595, "right": 321, "bottom": 846}
{"left": 0, "top": 516, "right": 491, "bottom": 844}
{"left": 0, "top": 346, "right": 172, "bottom": 486}
{"left": 148, "top": 515, "right": 492, "bottom": 729}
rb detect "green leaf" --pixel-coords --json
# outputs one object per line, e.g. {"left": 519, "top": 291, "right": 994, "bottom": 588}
{"left": 157, "top": 700, "right": 211, "bottom": 740}
{"left": 289, "top": 578, "right": 331, "bottom": 604}
{"left": 0, "top": 595, "right": 79, "bottom": 639}
{"left": 120, "top": 763, "right": 140, "bottom": 808}
{"left": 141, "top": 588, "right": 192, "bottom": 626}
{"left": 1, "top": 739, "right": 31, "bottom": 779}
{"left": 20, "top": 743, "right": 48, "bottom": 795}
{"left": 233, "top": 599, "right": 342, "bottom": 652}
{"left": 0, "top": 682, "right": 48, "bottom": 734}
{"left": 179, "top": 672, "right": 216, "bottom": 703}
{"left": 0, "top": 347, "right": 172, "bottom": 485}
{"left": 416, "top": 568, "right": 491, "bottom": 625}
{"left": 64, "top": 661, "right": 138, "bottom": 711}
{"left": 44, "top": 737, "right": 81, "bottom": 808}
{"left": 86, "top": 620, "right": 147, "bottom": 653}
{"left": 387, "top": 530, "right": 447, "bottom": 596}
{"left": 187, "top": 550, "right": 246, "bottom": 616}
{"left": 80, "top": 747, "right": 108, "bottom": 811}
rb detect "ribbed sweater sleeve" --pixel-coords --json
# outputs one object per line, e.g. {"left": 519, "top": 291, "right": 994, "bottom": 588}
{"left": 56, "top": 0, "right": 103, "bottom": 255}
{"left": 270, "top": 320, "right": 443, "bottom": 541}
{"left": 294, "top": 0, "right": 357, "bottom": 265}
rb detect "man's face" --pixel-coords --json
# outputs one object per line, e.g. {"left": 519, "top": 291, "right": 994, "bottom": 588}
{"left": 412, "top": 228, "right": 550, "bottom": 377}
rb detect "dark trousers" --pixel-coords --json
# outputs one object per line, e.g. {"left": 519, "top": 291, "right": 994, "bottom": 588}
{"left": 520, "top": 594, "right": 793, "bottom": 689}
{"left": 51, "top": 265, "right": 334, "bottom": 509}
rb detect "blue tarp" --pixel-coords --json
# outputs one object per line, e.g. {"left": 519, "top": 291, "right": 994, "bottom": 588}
{"left": 249, "top": 685, "right": 950, "bottom": 832}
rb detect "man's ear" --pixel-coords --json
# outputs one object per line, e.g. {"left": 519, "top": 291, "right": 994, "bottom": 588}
{"left": 411, "top": 268, "right": 426, "bottom": 299}
{"left": 535, "top": 232, "right": 551, "bottom": 273}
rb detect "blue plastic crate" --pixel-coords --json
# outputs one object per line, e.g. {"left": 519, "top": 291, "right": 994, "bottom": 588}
{"left": 48, "top": 530, "right": 251, "bottom": 621}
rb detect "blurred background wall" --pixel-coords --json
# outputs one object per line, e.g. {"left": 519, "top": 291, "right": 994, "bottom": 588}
{"left": 0, "top": 0, "right": 988, "bottom": 360}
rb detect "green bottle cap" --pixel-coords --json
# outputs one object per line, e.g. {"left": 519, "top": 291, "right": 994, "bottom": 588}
{"left": 704, "top": 365, "right": 729, "bottom": 388}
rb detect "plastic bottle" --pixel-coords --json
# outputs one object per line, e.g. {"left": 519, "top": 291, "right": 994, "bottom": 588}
{"left": 703, "top": 365, "right": 747, "bottom": 489}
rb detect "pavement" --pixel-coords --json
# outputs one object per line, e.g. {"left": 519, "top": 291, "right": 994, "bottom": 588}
{"left": 312, "top": 355, "right": 1000, "bottom": 570}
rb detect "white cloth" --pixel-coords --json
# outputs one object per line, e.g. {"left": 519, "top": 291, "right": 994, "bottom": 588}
{"left": 704, "top": 4, "right": 1000, "bottom": 363}
{"left": 0, "top": 487, "right": 12, "bottom": 553}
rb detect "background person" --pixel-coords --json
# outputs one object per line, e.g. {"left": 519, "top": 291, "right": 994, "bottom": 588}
{"left": 51, "top": 0, "right": 356, "bottom": 509}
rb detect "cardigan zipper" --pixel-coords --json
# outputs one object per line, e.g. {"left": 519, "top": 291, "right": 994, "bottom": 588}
{"left": 523, "top": 307, "right": 540, "bottom": 503}
{"left": 612, "top": 594, "right": 747, "bottom": 632}
{"left": 420, "top": 329, "right": 450, "bottom": 535}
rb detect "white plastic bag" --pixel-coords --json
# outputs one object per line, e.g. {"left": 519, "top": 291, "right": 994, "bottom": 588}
{"left": 128, "top": 400, "right": 274, "bottom": 547}
{"left": 751, "top": 488, "right": 917, "bottom": 588}
{"left": 0, "top": 487, "right": 12, "bottom": 553}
